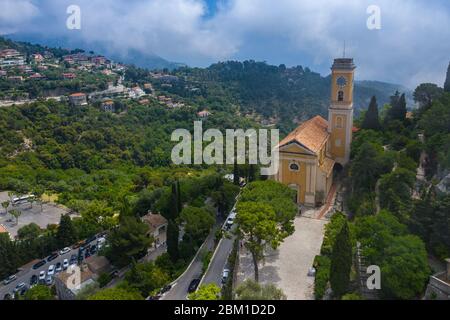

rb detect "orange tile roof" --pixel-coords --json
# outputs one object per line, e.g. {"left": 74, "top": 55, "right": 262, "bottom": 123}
{"left": 70, "top": 93, "right": 86, "bottom": 97}
{"left": 0, "top": 224, "right": 8, "bottom": 234}
{"left": 278, "top": 116, "right": 329, "bottom": 154}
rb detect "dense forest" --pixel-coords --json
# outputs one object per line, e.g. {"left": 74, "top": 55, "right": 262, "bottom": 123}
{"left": 126, "top": 60, "right": 411, "bottom": 135}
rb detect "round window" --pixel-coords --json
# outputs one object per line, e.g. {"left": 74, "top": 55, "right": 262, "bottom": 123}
{"left": 289, "top": 163, "right": 300, "bottom": 171}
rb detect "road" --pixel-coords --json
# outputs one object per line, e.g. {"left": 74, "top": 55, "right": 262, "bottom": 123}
{"left": 200, "top": 227, "right": 237, "bottom": 288}
{"left": 161, "top": 229, "right": 217, "bottom": 300}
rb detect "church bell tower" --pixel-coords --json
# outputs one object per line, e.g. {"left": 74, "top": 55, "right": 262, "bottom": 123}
{"left": 328, "top": 58, "right": 356, "bottom": 165}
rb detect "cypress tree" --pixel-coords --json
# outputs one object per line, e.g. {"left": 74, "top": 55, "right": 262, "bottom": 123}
{"left": 168, "top": 182, "right": 179, "bottom": 220}
{"left": 361, "top": 96, "right": 381, "bottom": 130}
{"left": 397, "top": 93, "right": 407, "bottom": 121}
{"left": 444, "top": 61, "right": 450, "bottom": 93}
{"left": 330, "top": 221, "right": 352, "bottom": 298}
{"left": 176, "top": 180, "right": 182, "bottom": 214}
{"left": 167, "top": 220, "right": 179, "bottom": 262}
{"left": 386, "top": 91, "right": 407, "bottom": 122}
{"left": 56, "top": 214, "right": 77, "bottom": 247}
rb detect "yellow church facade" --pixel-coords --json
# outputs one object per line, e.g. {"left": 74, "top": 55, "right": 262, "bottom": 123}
{"left": 273, "top": 58, "right": 355, "bottom": 206}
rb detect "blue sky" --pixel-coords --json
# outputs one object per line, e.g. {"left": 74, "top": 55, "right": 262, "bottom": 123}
{"left": 1, "top": 0, "right": 450, "bottom": 88}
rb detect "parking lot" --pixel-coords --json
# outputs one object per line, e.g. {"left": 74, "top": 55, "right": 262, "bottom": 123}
{"left": 0, "top": 191, "right": 70, "bottom": 238}
{"left": 0, "top": 236, "right": 105, "bottom": 300}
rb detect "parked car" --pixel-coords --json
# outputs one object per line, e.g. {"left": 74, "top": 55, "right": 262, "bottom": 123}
{"left": 3, "top": 275, "right": 17, "bottom": 285}
{"left": 55, "top": 262, "right": 62, "bottom": 273}
{"left": 30, "top": 275, "right": 38, "bottom": 286}
{"left": 69, "top": 255, "right": 77, "bottom": 265}
{"left": 72, "top": 240, "right": 85, "bottom": 249}
{"left": 46, "top": 252, "right": 58, "bottom": 262}
{"left": 39, "top": 271, "right": 46, "bottom": 283}
{"left": 13, "top": 282, "right": 26, "bottom": 293}
{"left": 188, "top": 278, "right": 200, "bottom": 293}
{"left": 45, "top": 276, "right": 53, "bottom": 286}
{"left": 47, "top": 265, "right": 55, "bottom": 276}
{"left": 32, "top": 260, "right": 46, "bottom": 270}
{"left": 59, "top": 247, "right": 71, "bottom": 255}
{"left": 90, "top": 244, "right": 97, "bottom": 255}
{"left": 84, "top": 249, "right": 91, "bottom": 259}
{"left": 222, "top": 268, "right": 230, "bottom": 284}
{"left": 63, "top": 259, "right": 69, "bottom": 270}
{"left": 97, "top": 237, "right": 106, "bottom": 244}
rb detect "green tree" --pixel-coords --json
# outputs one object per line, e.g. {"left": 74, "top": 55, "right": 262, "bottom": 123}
{"left": 1, "top": 200, "right": 9, "bottom": 214}
{"left": 378, "top": 168, "right": 415, "bottom": 223}
{"left": 413, "top": 83, "right": 443, "bottom": 109}
{"left": 33, "top": 187, "right": 45, "bottom": 212}
{"left": 236, "top": 202, "right": 283, "bottom": 282}
{"left": 9, "top": 209, "right": 21, "bottom": 225}
{"left": 88, "top": 287, "right": 144, "bottom": 300}
{"left": 235, "top": 279, "right": 286, "bottom": 300}
{"left": 56, "top": 214, "right": 78, "bottom": 248}
{"left": 167, "top": 219, "right": 179, "bottom": 262}
{"left": 106, "top": 216, "right": 152, "bottom": 267}
{"left": 361, "top": 96, "right": 381, "bottom": 130}
{"left": 24, "top": 285, "right": 54, "bottom": 300}
{"left": 381, "top": 235, "right": 430, "bottom": 299}
{"left": 329, "top": 221, "right": 352, "bottom": 298}
{"left": 179, "top": 206, "right": 215, "bottom": 243}
{"left": 125, "top": 261, "right": 170, "bottom": 297}
{"left": 387, "top": 91, "right": 407, "bottom": 123}
{"left": 351, "top": 142, "right": 384, "bottom": 193}
{"left": 188, "top": 284, "right": 221, "bottom": 300}
{"left": 0, "top": 233, "right": 19, "bottom": 279}
{"left": 17, "top": 223, "right": 41, "bottom": 240}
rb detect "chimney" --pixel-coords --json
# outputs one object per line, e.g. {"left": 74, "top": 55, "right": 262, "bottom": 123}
{"left": 446, "top": 258, "right": 450, "bottom": 281}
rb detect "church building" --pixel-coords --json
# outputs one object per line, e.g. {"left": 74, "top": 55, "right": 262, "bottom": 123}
{"left": 273, "top": 58, "right": 355, "bottom": 206}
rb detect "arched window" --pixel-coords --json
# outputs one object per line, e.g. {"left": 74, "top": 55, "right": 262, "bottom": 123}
{"left": 336, "top": 116, "right": 343, "bottom": 128}
{"left": 338, "top": 91, "right": 344, "bottom": 102}
{"left": 289, "top": 162, "right": 300, "bottom": 172}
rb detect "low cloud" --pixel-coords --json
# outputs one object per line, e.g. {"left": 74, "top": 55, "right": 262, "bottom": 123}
{"left": 2, "top": 0, "right": 450, "bottom": 87}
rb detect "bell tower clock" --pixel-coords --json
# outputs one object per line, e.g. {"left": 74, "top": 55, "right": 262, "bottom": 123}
{"left": 328, "top": 58, "right": 356, "bottom": 165}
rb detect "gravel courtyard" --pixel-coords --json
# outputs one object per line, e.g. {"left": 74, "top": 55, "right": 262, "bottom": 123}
{"left": 236, "top": 215, "right": 328, "bottom": 300}
{"left": 0, "top": 191, "right": 69, "bottom": 238}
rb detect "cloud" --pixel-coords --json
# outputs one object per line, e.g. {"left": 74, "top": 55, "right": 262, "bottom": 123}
{"left": 0, "top": 0, "right": 39, "bottom": 34}
{"left": 2, "top": 0, "right": 450, "bottom": 87}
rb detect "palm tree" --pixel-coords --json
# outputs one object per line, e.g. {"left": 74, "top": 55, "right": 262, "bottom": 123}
{"left": 9, "top": 209, "right": 22, "bottom": 225}
{"left": 1, "top": 201, "right": 10, "bottom": 214}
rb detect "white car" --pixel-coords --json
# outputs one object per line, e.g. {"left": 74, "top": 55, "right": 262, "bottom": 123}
{"left": 39, "top": 271, "right": 46, "bottom": 282}
{"left": 63, "top": 259, "right": 69, "bottom": 270}
{"left": 222, "top": 269, "right": 230, "bottom": 284}
{"left": 13, "top": 282, "right": 26, "bottom": 293}
{"left": 47, "top": 265, "right": 55, "bottom": 276}
{"left": 45, "top": 276, "right": 53, "bottom": 286}
{"left": 59, "top": 247, "right": 71, "bottom": 255}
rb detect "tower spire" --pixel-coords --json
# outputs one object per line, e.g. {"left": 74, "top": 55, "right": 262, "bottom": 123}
{"left": 343, "top": 41, "right": 346, "bottom": 58}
